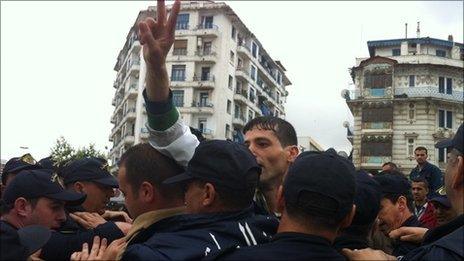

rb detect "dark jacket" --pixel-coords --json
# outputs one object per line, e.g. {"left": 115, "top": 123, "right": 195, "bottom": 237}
{"left": 409, "top": 162, "right": 443, "bottom": 198}
{"left": 392, "top": 215, "right": 422, "bottom": 257}
{"left": 0, "top": 221, "right": 28, "bottom": 261}
{"left": 211, "top": 232, "right": 346, "bottom": 261}
{"left": 402, "top": 215, "right": 463, "bottom": 260}
{"left": 122, "top": 207, "right": 279, "bottom": 260}
{"left": 40, "top": 206, "right": 124, "bottom": 260}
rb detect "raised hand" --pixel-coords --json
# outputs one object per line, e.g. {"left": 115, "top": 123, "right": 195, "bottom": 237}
{"left": 138, "top": 0, "right": 181, "bottom": 102}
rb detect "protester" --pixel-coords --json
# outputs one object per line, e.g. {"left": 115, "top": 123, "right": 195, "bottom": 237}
{"left": 430, "top": 195, "right": 457, "bottom": 226}
{"left": 209, "top": 150, "right": 356, "bottom": 260}
{"left": 373, "top": 174, "right": 422, "bottom": 256}
{"left": 409, "top": 146, "right": 443, "bottom": 198}
{"left": 411, "top": 177, "right": 437, "bottom": 229}
{"left": 343, "top": 123, "right": 464, "bottom": 260}
{"left": 334, "top": 170, "right": 381, "bottom": 251}
{"left": 382, "top": 162, "right": 398, "bottom": 172}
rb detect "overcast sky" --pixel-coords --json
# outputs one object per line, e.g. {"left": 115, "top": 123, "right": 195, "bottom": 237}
{"left": 1, "top": 1, "right": 463, "bottom": 161}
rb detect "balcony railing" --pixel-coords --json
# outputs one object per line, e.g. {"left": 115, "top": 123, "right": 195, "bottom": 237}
{"left": 171, "top": 75, "right": 186, "bottom": 82}
{"left": 235, "top": 89, "right": 248, "bottom": 98}
{"left": 192, "top": 101, "right": 214, "bottom": 108}
{"left": 196, "top": 24, "right": 218, "bottom": 30}
{"left": 362, "top": 122, "right": 393, "bottom": 129}
{"left": 125, "top": 108, "right": 136, "bottom": 115}
{"left": 195, "top": 49, "right": 216, "bottom": 56}
{"left": 173, "top": 48, "right": 187, "bottom": 56}
{"left": 200, "top": 128, "right": 214, "bottom": 135}
{"left": 395, "top": 86, "right": 463, "bottom": 102}
{"left": 193, "top": 75, "right": 215, "bottom": 82}
{"left": 361, "top": 156, "right": 392, "bottom": 165}
{"left": 175, "top": 22, "right": 189, "bottom": 30}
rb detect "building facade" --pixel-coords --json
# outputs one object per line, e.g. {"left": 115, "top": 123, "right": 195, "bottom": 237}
{"left": 297, "top": 136, "right": 324, "bottom": 152}
{"left": 344, "top": 35, "right": 463, "bottom": 173}
{"left": 109, "top": 1, "right": 291, "bottom": 164}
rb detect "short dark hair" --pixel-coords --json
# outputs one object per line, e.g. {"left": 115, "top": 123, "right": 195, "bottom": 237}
{"left": 411, "top": 177, "right": 429, "bottom": 190}
{"left": 414, "top": 146, "right": 428, "bottom": 155}
{"left": 191, "top": 169, "right": 259, "bottom": 211}
{"left": 285, "top": 190, "right": 349, "bottom": 231}
{"left": 243, "top": 116, "right": 297, "bottom": 147}
{"left": 119, "top": 144, "right": 184, "bottom": 201}
{"left": 384, "top": 193, "right": 414, "bottom": 213}
{"left": 382, "top": 162, "right": 398, "bottom": 170}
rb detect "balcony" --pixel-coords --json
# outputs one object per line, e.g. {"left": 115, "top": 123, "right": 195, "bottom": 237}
{"left": 193, "top": 49, "right": 217, "bottom": 63}
{"left": 361, "top": 122, "right": 393, "bottom": 130}
{"left": 394, "top": 86, "right": 463, "bottom": 103}
{"left": 237, "top": 43, "right": 253, "bottom": 60}
{"left": 235, "top": 67, "right": 253, "bottom": 83}
{"left": 234, "top": 89, "right": 248, "bottom": 104}
{"left": 179, "top": 101, "right": 214, "bottom": 114}
{"left": 172, "top": 48, "right": 187, "bottom": 56}
{"left": 126, "top": 84, "right": 138, "bottom": 99}
{"left": 233, "top": 115, "right": 246, "bottom": 127}
{"left": 346, "top": 87, "right": 393, "bottom": 100}
{"left": 124, "top": 107, "right": 136, "bottom": 119}
{"left": 192, "top": 75, "right": 215, "bottom": 89}
{"left": 123, "top": 132, "right": 135, "bottom": 145}
{"left": 195, "top": 24, "right": 219, "bottom": 37}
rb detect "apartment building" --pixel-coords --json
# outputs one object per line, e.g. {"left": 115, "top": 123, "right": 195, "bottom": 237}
{"left": 343, "top": 30, "right": 463, "bottom": 173}
{"left": 109, "top": 1, "right": 291, "bottom": 165}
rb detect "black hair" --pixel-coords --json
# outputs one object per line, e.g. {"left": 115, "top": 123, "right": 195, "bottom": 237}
{"left": 384, "top": 193, "right": 414, "bottom": 213}
{"left": 414, "top": 146, "right": 428, "bottom": 155}
{"left": 243, "top": 116, "right": 297, "bottom": 147}
{"left": 382, "top": 162, "right": 398, "bottom": 170}
{"left": 119, "top": 144, "right": 184, "bottom": 201}
{"left": 411, "top": 177, "right": 429, "bottom": 190}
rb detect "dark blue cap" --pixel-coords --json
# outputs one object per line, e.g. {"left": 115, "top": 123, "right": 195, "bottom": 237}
{"left": 163, "top": 140, "right": 261, "bottom": 190}
{"left": 61, "top": 157, "right": 118, "bottom": 188}
{"left": 435, "top": 123, "right": 463, "bottom": 154}
{"left": 2, "top": 154, "right": 42, "bottom": 185}
{"left": 283, "top": 150, "right": 356, "bottom": 220}
{"left": 38, "top": 156, "right": 56, "bottom": 171}
{"left": 352, "top": 170, "right": 381, "bottom": 225}
{"left": 3, "top": 169, "right": 86, "bottom": 205}
{"left": 374, "top": 174, "right": 411, "bottom": 195}
{"left": 430, "top": 195, "right": 452, "bottom": 209}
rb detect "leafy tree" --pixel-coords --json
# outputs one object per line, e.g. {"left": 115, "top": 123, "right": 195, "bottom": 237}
{"left": 50, "top": 136, "right": 107, "bottom": 168}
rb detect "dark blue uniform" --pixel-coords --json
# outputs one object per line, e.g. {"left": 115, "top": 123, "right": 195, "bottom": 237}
{"left": 213, "top": 232, "right": 346, "bottom": 260}
{"left": 40, "top": 206, "right": 124, "bottom": 260}
{"left": 392, "top": 215, "right": 422, "bottom": 257}
{"left": 122, "top": 207, "right": 278, "bottom": 260}
{"left": 402, "top": 215, "right": 463, "bottom": 260}
{"left": 0, "top": 221, "right": 28, "bottom": 261}
{"left": 409, "top": 162, "right": 443, "bottom": 198}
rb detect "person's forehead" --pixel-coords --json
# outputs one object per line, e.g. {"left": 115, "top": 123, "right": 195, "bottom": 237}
{"left": 412, "top": 182, "right": 426, "bottom": 188}
{"left": 244, "top": 128, "right": 279, "bottom": 141}
{"left": 415, "top": 150, "right": 427, "bottom": 154}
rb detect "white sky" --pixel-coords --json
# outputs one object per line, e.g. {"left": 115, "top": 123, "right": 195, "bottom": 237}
{"left": 1, "top": 1, "right": 463, "bottom": 160}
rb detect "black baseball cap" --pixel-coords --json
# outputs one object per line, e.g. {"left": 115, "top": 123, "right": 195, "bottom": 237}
{"left": 430, "top": 195, "right": 452, "bottom": 209}
{"left": 374, "top": 174, "right": 411, "bottom": 195}
{"left": 435, "top": 123, "right": 463, "bottom": 154}
{"left": 61, "top": 157, "right": 118, "bottom": 188}
{"left": 352, "top": 170, "right": 382, "bottom": 226}
{"left": 163, "top": 140, "right": 261, "bottom": 190}
{"left": 18, "top": 225, "right": 52, "bottom": 255}
{"left": 2, "top": 154, "right": 42, "bottom": 185}
{"left": 2, "top": 169, "right": 86, "bottom": 205}
{"left": 283, "top": 150, "right": 356, "bottom": 220}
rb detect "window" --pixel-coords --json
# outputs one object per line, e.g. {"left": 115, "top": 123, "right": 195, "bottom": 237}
{"left": 171, "top": 65, "right": 186, "bottom": 81}
{"left": 201, "top": 67, "right": 211, "bottom": 81}
{"left": 225, "top": 124, "right": 231, "bottom": 139}
{"left": 234, "top": 104, "right": 240, "bottom": 118}
{"left": 438, "top": 109, "right": 453, "bottom": 128}
{"left": 228, "top": 75, "right": 233, "bottom": 89}
{"left": 227, "top": 100, "right": 231, "bottom": 114}
{"left": 277, "top": 72, "right": 282, "bottom": 85}
{"left": 198, "top": 118, "right": 207, "bottom": 133}
{"left": 364, "top": 73, "right": 392, "bottom": 89}
{"left": 436, "top": 49, "right": 446, "bottom": 57}
{"left": 203, "top": 42, "right": 212, "bottom": 55}
{"left": 250, "top": 65, "right": 256, "bottom": 81}
{"left": 201, "top": 16, "right": 214, "bottom": 29}
{"left": 439, "top": 77, "right": 445, "bottom": 93}
{"left": 199, "top": 92, "right": 209, "bottom": 107}
{"left": 230, "top": 51, "right": 235, "bottom": 63}
{"left": 172, "top": 90, "right": 184, "bottom": 107}
{"left": 173, "top": 40, "right": 188, "bottom": 55}
{"left": 251, "top": 42, "right": 258, "bottom": 58}
{"left": 408, "top": 138, "right": 415, "bottom": 156}
{"left": 231, "top": 26, "right": 236, "bottom": 40}
{"left": 446, "top": 78, "right": 453, "bottom": 94}
{"left": 392, "top": 49, "right": 401, "bottom": 56}
{"left": 237, "top": 58, "right": 243, "bottom": 69}
{"left": 438, "top": 147, "right": 448, "bottom": 163}
{"left": 249, "top": 88, "right": 256, "bottom": 103}
{"left": 409, "top": 75, "right": 415, "bottom": 87}
{"left": 176, "top": 14, "right": 189, "bottom": 30}
{"left": 276, "top": 92, "right": 280, "bottom": 104}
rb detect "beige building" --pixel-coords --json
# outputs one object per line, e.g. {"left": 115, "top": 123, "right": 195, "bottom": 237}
{"left": 297, "top": 136, "right": 324, "bottom": 152}
{"left": 109, "top": 1, "right": 291, "bottom": 164}
{"left": 344, "top": 34, "right": 463, "bottom": 173}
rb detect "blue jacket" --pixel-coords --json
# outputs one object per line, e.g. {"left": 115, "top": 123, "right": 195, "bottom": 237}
{"left": 409, "top": 162, "right": 443, "bottom": 198}
{"left": 40, "top": 207, "right": 124, "bottom": 260}
{"left": 0, "top": 221, "right": 28, "bottom": 261}
{"left": 402, "top": 215, "right": 463, "bottom": 260}
{"left": 122, "top": 207, "right": 279, "bottom": 260}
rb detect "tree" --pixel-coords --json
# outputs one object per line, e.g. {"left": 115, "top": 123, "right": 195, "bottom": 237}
{"left": 50, "top": 136, "right": 107, "bottom": 168}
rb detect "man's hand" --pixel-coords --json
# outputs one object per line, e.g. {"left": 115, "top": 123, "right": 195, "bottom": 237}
{"left": 138, "top": 0, "right": 181, "bottom": 102}
{"left": 101, "top": 238, "right": 126, "bottom": 260}
{"left": 28, "top": 249, "right": 43, "bottom": 261}
{"left": 114, "top": 221, "right": 132, "bottom": 235}
{"left": 389, "top": 226, "right": 428, "bottom": 243}
{"left": 102, "top": 210, "right": 133, "bottom": 223}
{"left": 70, "top": 236, "right": 107, "bottom": 261}
{"left": 69, "top": 212, "right": 107, "bottom": 229}
{"left": 341, "top": 248, "right": 396, "bottom": 260}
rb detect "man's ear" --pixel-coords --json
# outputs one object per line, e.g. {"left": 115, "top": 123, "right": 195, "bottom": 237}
{"left": 397, "top": 196, "right": 407, "bottom": 212}
{"left": 286, "top": 145, "right": 299, "bottom": 163}
{"left": 340, "top": 204, "right": 356, "bottom": 229}
{"left": 202, "top": 183, "right": 216, "bottom": 207}
{"left": 139, "top": 181, "right": 155, "bottom": 203}
{"left": 73, "top": 182, "right": 85, "bottom": 193}
{"left": 15, "top": 197, "right": 32, "bottom": 217}
{"left": 276, "top": 185, "right": 285, "bottom": 213}
{"left": 451, "top": 155, "right": 464, "bottom": 189}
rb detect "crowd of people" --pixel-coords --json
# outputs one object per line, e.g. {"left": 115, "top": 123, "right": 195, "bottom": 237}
{"left": 1, "top": 0, "right": 463, "bottom": 260}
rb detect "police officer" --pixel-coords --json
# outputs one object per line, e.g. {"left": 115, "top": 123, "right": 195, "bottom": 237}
{"left": 40, "top": 157, "right": 127, "bottom": 260}
{"left": 1, "top": 169, "right": 85, "bottom": 259}
{"left": 1, "top": 154, "right": 42, "bottom": 198}
{"left": 1, "top": 225, "right": 51, "bottom": 260}
{"left": 212, "top": 150, "right": 356, "bottom": 260}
